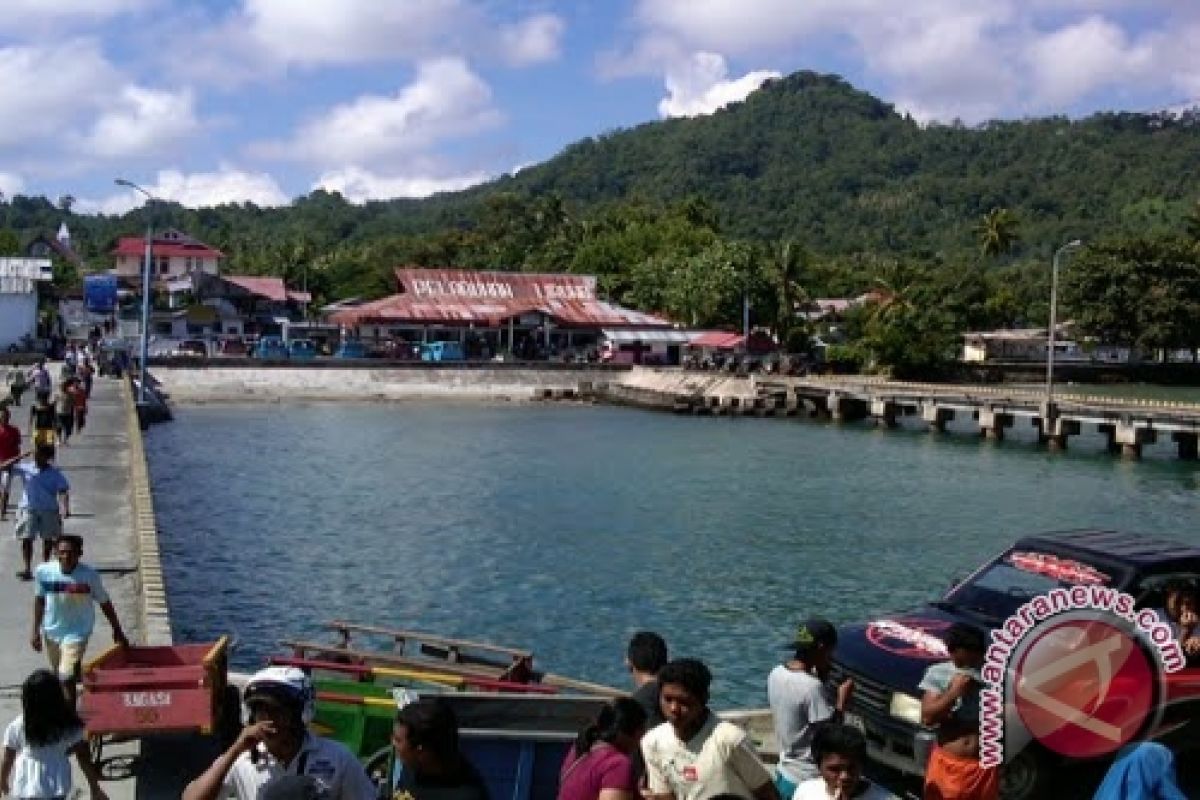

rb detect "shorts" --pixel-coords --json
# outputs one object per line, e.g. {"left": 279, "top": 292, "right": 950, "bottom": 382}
{"left": 33, "top": 428, "right": 56, "bottom": 448}
{"left": 14, "top": 508, "right": 62, "bottom": 540}
{"left": 45, "top": 636, "right": 88, "bottom": 683}
{"left": 924, "top": 747, "right": 1000, "bottom": 800}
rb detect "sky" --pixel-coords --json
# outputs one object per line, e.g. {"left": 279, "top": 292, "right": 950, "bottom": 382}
{"left": 1, "top": 0, "right": 1197, "bottom": 215}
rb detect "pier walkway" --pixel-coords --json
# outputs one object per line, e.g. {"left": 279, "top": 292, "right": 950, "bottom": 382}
{"left": 0, "top": 376, "right": 191, "bottom": 798}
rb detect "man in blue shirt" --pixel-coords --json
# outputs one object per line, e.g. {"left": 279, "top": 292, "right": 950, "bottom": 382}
{"left": 31, "top": 535, "right": 128, "bottom": 704}
{"left": 11, "top": 444, "right": 70, "bottom": 580}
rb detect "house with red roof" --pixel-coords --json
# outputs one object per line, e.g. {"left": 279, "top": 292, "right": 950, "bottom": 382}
{"left": 110, "top": 228, "right": 223, "bottom": 284}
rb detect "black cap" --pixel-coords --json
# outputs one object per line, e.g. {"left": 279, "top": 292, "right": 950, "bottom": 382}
{"left": 785, "top": 618, "right": 838, "bottom": 654}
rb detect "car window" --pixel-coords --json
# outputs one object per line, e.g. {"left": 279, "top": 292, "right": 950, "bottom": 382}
{"left": 945, "top": 551, "right": 1113, "bottom": 622}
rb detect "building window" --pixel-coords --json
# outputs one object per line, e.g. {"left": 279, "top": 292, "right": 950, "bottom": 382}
{"left": 158, "top": 258, "right": 170, "bottom": 274}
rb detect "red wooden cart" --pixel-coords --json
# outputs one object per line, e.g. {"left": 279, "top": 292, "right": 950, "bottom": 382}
{"left": 80, "top": 638, "right": 239, "bottom": 760}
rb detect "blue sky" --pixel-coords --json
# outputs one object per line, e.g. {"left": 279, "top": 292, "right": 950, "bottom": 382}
{"left": 1, "top": 0, "right": 1197, "bottom": 214}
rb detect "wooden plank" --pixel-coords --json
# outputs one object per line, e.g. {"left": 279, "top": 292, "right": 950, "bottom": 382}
{"left": 325, "top": 621, "right": 533, "bottom": 660}
{"left": 281, "top": 640, "right": 514, "bottom": 681}
{"left": 539, "top": 673, "right": 624, "bottom": 698}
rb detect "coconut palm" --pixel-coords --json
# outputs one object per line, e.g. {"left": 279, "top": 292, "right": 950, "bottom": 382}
{"left": 764, "top": 239, "right": 811, "bottom": 341}
{"left": 976, "top": 207, "right": 1021, "bottom": 258}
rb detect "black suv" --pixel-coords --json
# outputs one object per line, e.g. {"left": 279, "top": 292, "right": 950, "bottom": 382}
{"left": 831, "top": 529, "right": 1200, "bottom": 799}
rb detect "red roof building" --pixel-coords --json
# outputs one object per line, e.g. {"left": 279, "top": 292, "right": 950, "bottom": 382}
{"left": 330, "top": 268, "right": 672, "bottom": 330}
{"left": 111, "top": 228, "right": 224, "bottom": 283}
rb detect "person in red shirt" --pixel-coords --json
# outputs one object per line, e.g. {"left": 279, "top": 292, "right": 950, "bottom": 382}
{"left": 0, "top": 407, "right": 20, "bottom": 521}
{"left": 67, "top": 379, "right": 88, "bottom": 435}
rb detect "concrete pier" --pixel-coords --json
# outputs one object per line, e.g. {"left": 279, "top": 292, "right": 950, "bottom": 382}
{"left": 602, "top": 367, "right": 1200, "bottom": 462}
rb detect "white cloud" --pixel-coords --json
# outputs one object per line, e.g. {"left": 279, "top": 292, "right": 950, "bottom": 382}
{"left": 257, "top": 58, "right": 501, "bottom": 165}
{"left": 78, "top": 86, "right": 200, "bottom": 158}
{"left": 499, "top": 14, "right": 566, "bottom": 66}
{"left": 0, "top": 41, "right": 119, "bottom": 149}
{"left": 241, "top": 0, "right": 467, "bottom": 66}
{"left": 78, "top": 167, "right": 289, "bottom": 214}
{"left": 314, "top": 166, "right": 489, "bottom": 203}
{"left": 658, "top": 52, "right": 780, "bottom": 118}
{"left": 0, "top": 173, "right": 26, "bottom": 198}
{"left": 620, "top": 0, "right": 1200, "bottom": 122}
{"left": 1024, "top": 16, "right": 1155, "bottom": 107}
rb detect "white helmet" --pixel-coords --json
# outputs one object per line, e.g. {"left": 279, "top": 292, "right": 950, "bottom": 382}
{"left": 244, "top": 666, "right": 316, "bottom": 725}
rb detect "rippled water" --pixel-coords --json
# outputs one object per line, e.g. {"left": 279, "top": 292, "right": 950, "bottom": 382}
{"left": 146, "top": 402, "right": 1200, "bottom": 707}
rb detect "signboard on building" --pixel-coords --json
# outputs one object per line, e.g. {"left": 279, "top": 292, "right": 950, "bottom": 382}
{"left": 0, "top": 258, "right": 52, "bottom": 295}
{"left": 398, "top": 269, "right": 597, "bottom": 303}
{"left": 84, "top": 274, "right": 119, "bottom": 313}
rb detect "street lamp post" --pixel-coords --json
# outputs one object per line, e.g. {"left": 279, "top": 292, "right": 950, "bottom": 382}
{"left": 1045, "top": 239, "right": 1083, "bottom": 407}
{"left": 114, "top": 178, "right": 155, "bottom": 404}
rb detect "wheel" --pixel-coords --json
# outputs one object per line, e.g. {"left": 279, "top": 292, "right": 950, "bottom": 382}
{"left": 1001, "top": 745, "right": 1052, "bottom": 800}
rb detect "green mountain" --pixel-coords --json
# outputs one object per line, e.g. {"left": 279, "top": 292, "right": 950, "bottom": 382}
{"left": 3, "top": 70, "right": 1199, "bottom": 297}
{"left": 487, "top": 70, "right": 1200, "bottom": 255}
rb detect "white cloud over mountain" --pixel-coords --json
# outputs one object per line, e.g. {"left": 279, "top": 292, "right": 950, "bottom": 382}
{"left": 658, "top": 52, "right": 780, "bottom": 118}
{"left": 313, "top": 166, "right": 490, "bottom": 203}
{"left": 258, "top": 59, "right": 501, "bottom": 166}
{"left": 79, "top": 167, "right": 289, "bottom": 214}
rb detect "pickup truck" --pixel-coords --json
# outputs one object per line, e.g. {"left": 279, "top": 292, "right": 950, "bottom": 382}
{"left": 831, "top": 529, "right": 1200, "bottom": 799}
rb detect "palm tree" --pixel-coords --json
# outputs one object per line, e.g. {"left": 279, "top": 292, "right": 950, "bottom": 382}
{"left": 976, "top": 207, "right": 1021, "bottom": 258}
{"left": 765, "top": 240, "right": 810, "bottom": 342}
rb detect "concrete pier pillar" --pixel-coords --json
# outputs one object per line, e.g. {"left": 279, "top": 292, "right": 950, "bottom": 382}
{"left": 1097, "top": 424, "right": 1120, "bottom": 454}
{"left": 978, "top": 408, "right": 1014, "bottom": 441}
{"left": 827, "top": 392, "right": 846, "bottom": 421}
{"left": 1114, "top": 423, "right": 1155, "bottom": 460}
{"left": 921, "top": 403, "right": 954, "bottom": 433}
{"left": 1172, "top": 432, "right": 1199, "bottom": 460}
{"left": 1036, "top": 418, "right": 1081, "bottom": 451}
{"left": 870, "top": 399, "right": 899, "bottom": 428}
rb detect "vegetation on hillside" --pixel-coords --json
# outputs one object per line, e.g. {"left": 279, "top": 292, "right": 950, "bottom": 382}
{"left": 2, "top": 70, "right": 1199, "bottom": 375}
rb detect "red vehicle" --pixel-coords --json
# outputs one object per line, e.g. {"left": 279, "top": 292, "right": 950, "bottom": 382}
{"left": 80, "top": 638, "right": 239, "bottom": 759}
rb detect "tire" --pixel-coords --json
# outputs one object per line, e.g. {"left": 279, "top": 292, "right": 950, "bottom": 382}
{"left": 1001, "top": 746, "right": 1052, "bottom": 800}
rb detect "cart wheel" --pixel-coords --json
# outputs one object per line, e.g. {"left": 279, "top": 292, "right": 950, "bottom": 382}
{"left": 216, "top": 685, "right": 242, "bottom": 750}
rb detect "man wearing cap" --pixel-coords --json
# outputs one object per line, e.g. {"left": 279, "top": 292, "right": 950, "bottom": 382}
{"left": 183, "top": 666, "right": 376, "bottom": 800}
{"left": 767, "top": 619, "right": 855, "bottom": 798}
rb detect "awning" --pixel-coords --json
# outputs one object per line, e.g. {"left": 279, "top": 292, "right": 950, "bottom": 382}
{"left": 602, "top": 328, "right": 692, "bottom": 344}
{"left": 689, "top": 331, "right": 745, "bottom": 349}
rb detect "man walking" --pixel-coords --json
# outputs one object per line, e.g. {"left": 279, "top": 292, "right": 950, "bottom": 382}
{"left": 0, "top": 408, "right": 20, "bottom": 521}
{"left": 32, "top": 535, "right": 128, "bottom": 704}
{"left": 28, "top": 360, "right": 51, "bottom": 403}
{"left": 11, "top": 444, "right": 69, "bottom": 580}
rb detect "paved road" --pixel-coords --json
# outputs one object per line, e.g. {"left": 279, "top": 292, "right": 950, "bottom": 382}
{"left": 0, "top": 375, "right": 208, "bottom": 799}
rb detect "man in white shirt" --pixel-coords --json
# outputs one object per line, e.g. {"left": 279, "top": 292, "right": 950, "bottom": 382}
{"left": 182, "top": 667, "right": 376, "bottom": 800}
{"left": 641, "top": 658, "right": 778, "bottom": 800}
{"left": 792, "top": 724, "right": 896, "bottom": 800}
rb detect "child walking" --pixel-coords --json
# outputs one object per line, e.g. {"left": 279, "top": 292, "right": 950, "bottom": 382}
{"left": 0, "top": 669, "right": 109, "bottom": 800}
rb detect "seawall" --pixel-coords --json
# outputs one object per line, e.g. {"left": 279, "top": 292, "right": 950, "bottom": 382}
{"left": 152, "top": 363, "right": 629, "bottom": 403}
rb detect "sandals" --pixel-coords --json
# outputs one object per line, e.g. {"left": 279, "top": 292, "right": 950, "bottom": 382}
{"left": 15, "top": 570, "right": 31, "bottom": 581}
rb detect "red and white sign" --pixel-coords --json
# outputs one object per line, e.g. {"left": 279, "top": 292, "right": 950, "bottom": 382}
{"left": 1008, "top": 551, "right": 1110, "bottom": 585}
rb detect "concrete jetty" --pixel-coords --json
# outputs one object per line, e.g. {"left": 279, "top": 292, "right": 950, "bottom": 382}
{"left": 601, "top": 367, "right": 1200, "bottom": 460}
{"left": 0, "top": 375, "right": 187, "bottom": 798}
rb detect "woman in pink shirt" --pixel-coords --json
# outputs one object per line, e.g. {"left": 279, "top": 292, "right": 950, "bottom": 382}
{"left": 558, "top": 698, "right": 647, "bottom": 800}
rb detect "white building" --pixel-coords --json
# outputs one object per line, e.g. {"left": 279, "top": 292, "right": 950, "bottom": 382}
{"left": 0, "top": 258, "right": 53, "bottom": 349}
{"left": 110, "top": 228, "right": 223, "bottom": 282}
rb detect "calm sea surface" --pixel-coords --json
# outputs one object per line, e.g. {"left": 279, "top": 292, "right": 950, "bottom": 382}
{"left": 146, "top": 403, "right": 1200, "bottom": 708}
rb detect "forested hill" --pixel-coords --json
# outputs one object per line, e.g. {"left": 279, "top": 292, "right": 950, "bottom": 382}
{"left": 496, "top": 70, "right": 1200, "bottom": 253}
{"left": 2, "top": 70, "right": 1199, "bottom": 300}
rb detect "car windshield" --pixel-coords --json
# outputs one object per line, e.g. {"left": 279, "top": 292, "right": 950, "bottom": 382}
{"left": 942, "top": 550, "right": 1115, "bottom": 622}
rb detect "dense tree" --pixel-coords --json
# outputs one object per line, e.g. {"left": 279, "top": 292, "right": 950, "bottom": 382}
{"left": 976, "top": 207, "right": 1020, "bottom": 258}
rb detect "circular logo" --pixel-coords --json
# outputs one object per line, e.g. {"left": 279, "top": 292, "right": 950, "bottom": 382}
{"left": 1013, "top": 618, "right": 1157, "bottom": 758}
